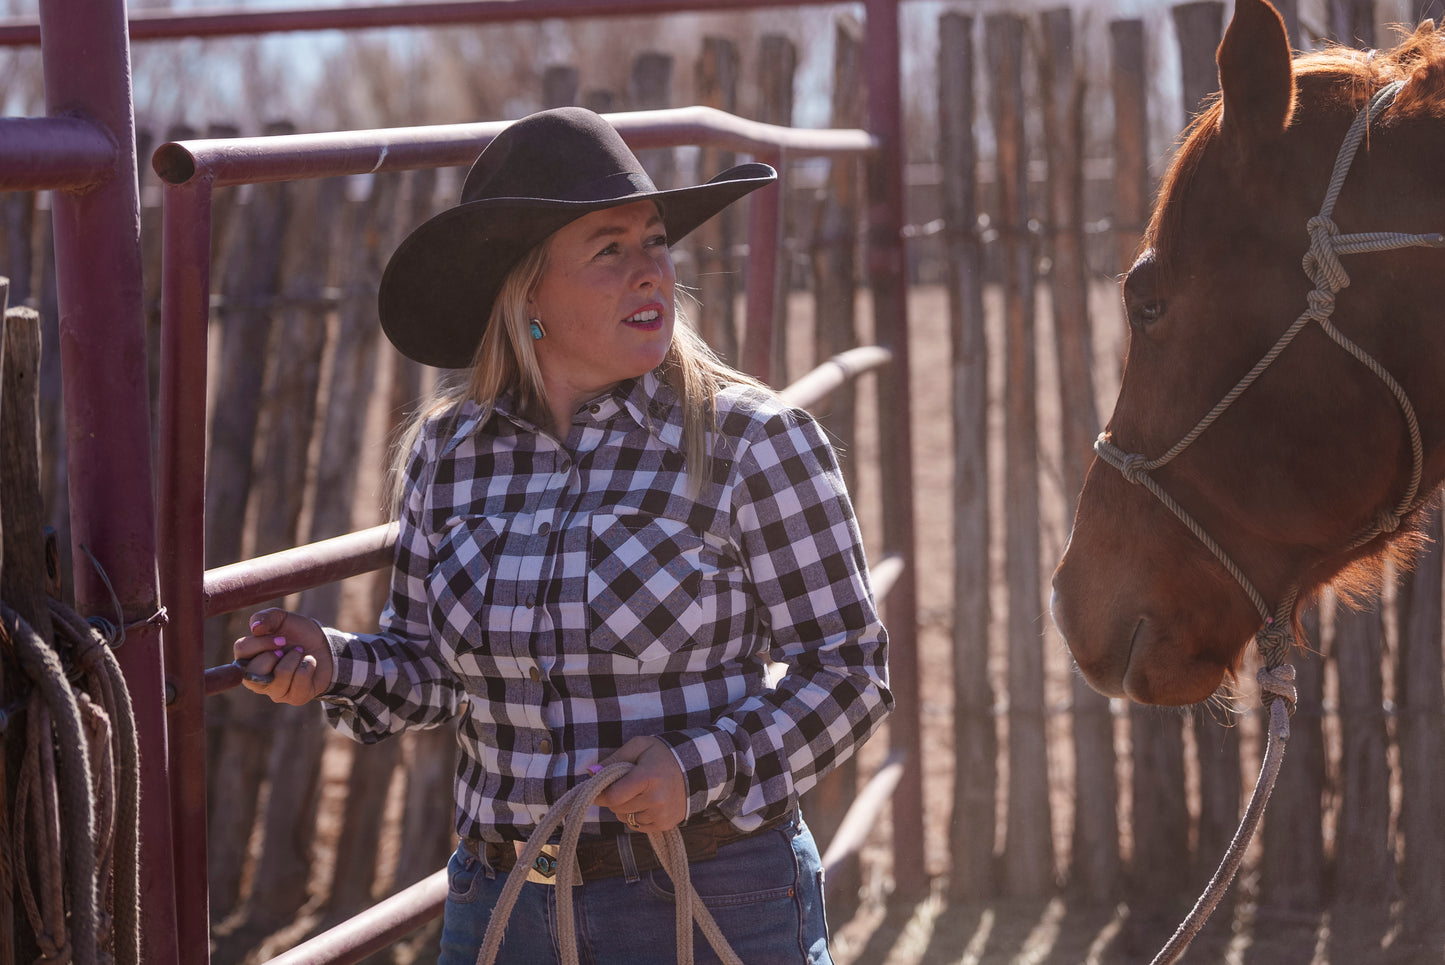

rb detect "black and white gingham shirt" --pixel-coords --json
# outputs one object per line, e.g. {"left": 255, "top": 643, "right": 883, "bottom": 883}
{"left": 320, "top": 370, "right": 891, "bottom": 842}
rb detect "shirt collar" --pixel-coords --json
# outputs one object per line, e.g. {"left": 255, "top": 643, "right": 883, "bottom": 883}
{"left": 452, "top": 370, "right": 685, "bottom": 453}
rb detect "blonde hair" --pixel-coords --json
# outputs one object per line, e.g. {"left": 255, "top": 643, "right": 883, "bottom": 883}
{"left": 388, "top": 233, "right": 769, "bottom": 514}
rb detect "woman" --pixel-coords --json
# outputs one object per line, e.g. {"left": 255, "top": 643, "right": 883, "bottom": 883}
{"left": 234, "top": 106, "right": 892, "bottom": 965}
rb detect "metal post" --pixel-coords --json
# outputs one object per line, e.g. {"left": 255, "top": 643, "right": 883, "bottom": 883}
{"left": 36, "top": 0, "right": 180, "bottom": 961}
{"left": 863, "top": 0, "right": 924, "bottom": 898}
{"left": 158, "top": 178, "right": 217, "bottom": 965}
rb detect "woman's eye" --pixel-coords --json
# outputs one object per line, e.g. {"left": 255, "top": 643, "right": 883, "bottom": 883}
{"left": 594, "top": 242, "right": 619, "bottom": 258}
{"left": 647, "top": 234, "right": 668, "bottom": 248}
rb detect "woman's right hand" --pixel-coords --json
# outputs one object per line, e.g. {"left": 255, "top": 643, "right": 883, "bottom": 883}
{"left": 232, "top": 608, "right": 334, "bottom": 705}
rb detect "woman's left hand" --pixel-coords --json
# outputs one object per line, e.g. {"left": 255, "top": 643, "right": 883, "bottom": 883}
{"left": 592, "top": 736, "right": 688, "bottom": 833}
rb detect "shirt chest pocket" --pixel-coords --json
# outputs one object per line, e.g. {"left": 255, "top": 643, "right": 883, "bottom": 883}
{"left": 587, "top": 513, "right": 738, "bottom": 663}
{"left": 428, "top": 514, "right": 506, "bottom": 655}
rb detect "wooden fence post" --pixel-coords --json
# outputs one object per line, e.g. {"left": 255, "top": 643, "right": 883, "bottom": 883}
{"left": 205, "top": 122, "right": 297, "bottom": 922}
{"left": 629, "top": 52, "right": 676, "bottom": 189}
{"left": 1110, "top": 18, "right": 1149, "bottom": 280}
{"left": 985, "top": 10, "right": 1054, "bottom": 898}
{"left": 757, "top": 34, "right": 796, "bottom": 386}
{"left": 213, "top": 173, "right": 345, "bottom": 955}
{"left": 2, "top": 294, "right": 52, "bottom": 965}
{"left": 1396, "top": 509, "right": 1445, "bottom": 938}
{"left": 542, "top": 64, "right": 579, "bottom": 108}
{"left": 1172, "top": 3, "right": 1225, "bottom": 119}
{"left": 1040, "top": 6, "right": 1120, "bottom": 900}
{"left": 382, "top": 167, "right": 454, "bottom": 965}
{"left": 244, "top": 174, "right": 355, "bottom": 936}
{"left": 939, "top": 9, "right": 996, "bottom": 902}
{"left": 801, "top": 13, "right": 864, "bottom": 912}
{"left": 693, "top": 36, "right": 742, "bottom": 364}
{"left": 1328, "top": 0, "right": 1375, "bottom": 47}
{"left": 1258, "top": 607, "right": 1327, "bottom": 912}
{"left": 1333, "top": 599, "right": 1395, "bottom": 913}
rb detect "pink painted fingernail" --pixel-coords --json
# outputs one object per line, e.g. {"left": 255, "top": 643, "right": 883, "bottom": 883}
{"left": 588, "top": 765, "right": 603, "bottom": 775}
{"left": 292, "top": 647, "right": 304, "bottom": 655}
{"left": 274, "top": 648, "right": 285, "bottom": 658}
{"left": 274, "top": 636, "right": 286, "bottom": 648}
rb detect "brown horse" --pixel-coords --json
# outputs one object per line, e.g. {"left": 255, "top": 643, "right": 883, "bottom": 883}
{"left": 1051, "top": 0, "right": 1445, "bottom": 706}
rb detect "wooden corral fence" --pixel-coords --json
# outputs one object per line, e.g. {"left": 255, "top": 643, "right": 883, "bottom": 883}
{"left": 4, "top": 0, "right": 1445, "bottom": 962}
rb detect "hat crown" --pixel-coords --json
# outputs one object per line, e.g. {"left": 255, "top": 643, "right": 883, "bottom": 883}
{"left": 460, "top": 107, "right": 658, "bottom": 206}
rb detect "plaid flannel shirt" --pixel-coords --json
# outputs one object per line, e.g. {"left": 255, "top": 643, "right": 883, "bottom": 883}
{"left": 320, "top": 369, "right": 891, "bottom": 842}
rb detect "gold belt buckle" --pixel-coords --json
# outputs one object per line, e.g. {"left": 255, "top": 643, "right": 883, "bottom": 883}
{"left": 514, "top": 841, "right": 582, "bottom": 885}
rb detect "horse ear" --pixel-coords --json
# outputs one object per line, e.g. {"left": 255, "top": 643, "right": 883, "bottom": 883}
{"left": 1216, "top": 0, "right": 1295, "bottom": 153}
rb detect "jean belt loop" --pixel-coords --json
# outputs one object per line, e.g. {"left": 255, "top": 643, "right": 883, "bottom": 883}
{"left": 478, "top": 840, "right": 497, "bottom": 881}
{"left": 616, "top": 833, "right": 641, "bottom": 883}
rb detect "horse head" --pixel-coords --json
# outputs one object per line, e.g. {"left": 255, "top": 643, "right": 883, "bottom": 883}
{"left": 1051, "top": 0, "right": 1445, "bottom": 705}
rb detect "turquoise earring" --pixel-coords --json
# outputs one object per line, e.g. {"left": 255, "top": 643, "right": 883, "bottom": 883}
{"left": 529, "top": 318, "right": 546, "bottom": 341}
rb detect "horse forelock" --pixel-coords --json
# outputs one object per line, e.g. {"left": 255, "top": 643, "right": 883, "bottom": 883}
{"left": 1144, "top": 22, "right": 1445, "bottom": 287}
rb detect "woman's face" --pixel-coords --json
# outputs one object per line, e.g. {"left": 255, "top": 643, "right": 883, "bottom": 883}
{"left": 528, "top": 200, "right": 676, "bottom": 410}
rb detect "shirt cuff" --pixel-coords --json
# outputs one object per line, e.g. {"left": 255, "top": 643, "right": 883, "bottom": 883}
{"left": 656, "top": 726, "right": 738, "bottom": 820}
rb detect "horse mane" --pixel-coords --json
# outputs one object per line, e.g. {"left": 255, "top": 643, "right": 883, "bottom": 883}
{"left": 1143, "top": 20, "right": 1445, "bottom": 282}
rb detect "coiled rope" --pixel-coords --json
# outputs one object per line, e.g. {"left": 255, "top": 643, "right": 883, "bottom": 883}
{"left": 2, "top": 598, "right": 141, "bottom": 965}
{"left": 474, "top": 762, "right": 742, "bottom": 965}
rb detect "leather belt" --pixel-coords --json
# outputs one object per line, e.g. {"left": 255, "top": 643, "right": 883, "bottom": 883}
{"left": 466, "top": 809, "right": 793, "bottom": 884}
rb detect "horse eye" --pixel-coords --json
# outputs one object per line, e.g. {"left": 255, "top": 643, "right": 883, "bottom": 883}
{"left": 1123, "top": 250, "right": 1164, "bottom": 330}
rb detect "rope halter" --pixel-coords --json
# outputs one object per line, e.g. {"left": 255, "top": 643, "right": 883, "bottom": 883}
{"left": 1095, "top": 79, "right": 1438, "bottom": 705}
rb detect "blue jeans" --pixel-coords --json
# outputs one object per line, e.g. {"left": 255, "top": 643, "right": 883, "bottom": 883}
{"left": 438, "top": 812, "right": 833, "bottom": 965}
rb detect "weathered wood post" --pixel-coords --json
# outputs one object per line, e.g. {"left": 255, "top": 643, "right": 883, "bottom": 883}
{"left": 939, "top": 9, "right": 996, "bottom": 902}
{"left": 542, "top": 65, "right": 579, "bottom": 108}
{"left": 693, "top": 36, "right": 742, "bottom": 364}
{"left": 986, "top": 10, "right": 1054, "bottom": 898}
{"left": 1396, "top": 511, "right": 1445, "bottom": 937}
{"left": 1328, "top": 0, "right": 1376, "bottom": 47}
{"left": 1258, "top": 608, "right": 1327, "bottom": 912}
{"left": 204, "top": 121, "right": 297, "bottom": 922}
{"left": 242, "top": 174, "right": 348, "bottom": 937}
{"left": 1039, "top": 5, "right": 1120, "bottom": 900}
{"left": 757, "top": 34, "right": 797, "bottom": 386}
{"left": 629, "top": 52, "right": 676, "bottom": 189}
{"left": 1333, "top": 599, "right": 1395, "bottom": 913}
{"left": 1172, "top": 3, "right": 1226, "bottom": 119}
{"left": 1110, "top": 18, "right": 1150, "bottom": 280}
{"left": 802, "top": 13, "right": 865, "bottom": 911}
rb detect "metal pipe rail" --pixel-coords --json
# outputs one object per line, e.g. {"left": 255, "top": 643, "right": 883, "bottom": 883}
{"left": 0, "top": 0, "right": 851, "bottom": 47}
{"left": 153, "top": 107, "right": 876, "bottom": 187}
{"left": 0, "top": 116, "right": 118, "bottom": 191}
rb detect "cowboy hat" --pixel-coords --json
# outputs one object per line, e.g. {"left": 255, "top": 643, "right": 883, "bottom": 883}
{"left": 378, "top": 106, "right": 777, "bottom": 369}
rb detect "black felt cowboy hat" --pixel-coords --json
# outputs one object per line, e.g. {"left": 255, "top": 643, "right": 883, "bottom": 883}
{"left": 378, "top": 107, "right": 777, "bottom": 368}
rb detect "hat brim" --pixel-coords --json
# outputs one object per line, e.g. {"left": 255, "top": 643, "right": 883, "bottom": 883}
{"left": 378, "top": 162, "right": 776, "bottom": 369}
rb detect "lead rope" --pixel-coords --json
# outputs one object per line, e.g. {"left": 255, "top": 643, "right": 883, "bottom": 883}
{"left": 473, "top": 762, "right": 742, "bottom": 965}
{"left": 1092, "top": 80, "right": 1442, "bottom": 964}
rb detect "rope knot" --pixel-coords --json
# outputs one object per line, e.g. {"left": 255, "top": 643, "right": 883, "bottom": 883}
{"left": 1257, "top": 663, "right": 1299, "bottom": 734}
{"left": 1119, "top": 452, "right": 1148, "bottom": 485}
{"left": 1303, "top": 215, "right": 1351, "bottom": 298}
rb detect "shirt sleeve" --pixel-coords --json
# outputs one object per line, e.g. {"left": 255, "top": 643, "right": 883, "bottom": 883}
{"left": 319, "top": 414, "right": 464, "bottom": 742}
{"left": 655, "top": 405, "right": 893, "bottom": 826}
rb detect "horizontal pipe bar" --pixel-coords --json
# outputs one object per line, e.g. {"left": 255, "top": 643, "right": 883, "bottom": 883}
{"left": 153, "top": 107, "right": 876, "bottom": 188}
{"left": 0, "top": 115, "right": 117, "bottom": 191}
{"left": 820, "top": 750, "right": 905, "bottom": 881}
{"left": 866, "top": 552, "right": 904, "bottom": 604}
{"left": 0, "top": 0, "right": 845, "bottom": 47}
{"left": 201, "top": 550, "right": 904, "bottom": 698}
{"left": 778, "top": 345, "right": 893, "bottom": 410}
{"left": 263, "top": 869, "right": 448, "bottom": 965}
{"left": 203, "top": 521, "right": 398, "bottom": 617}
